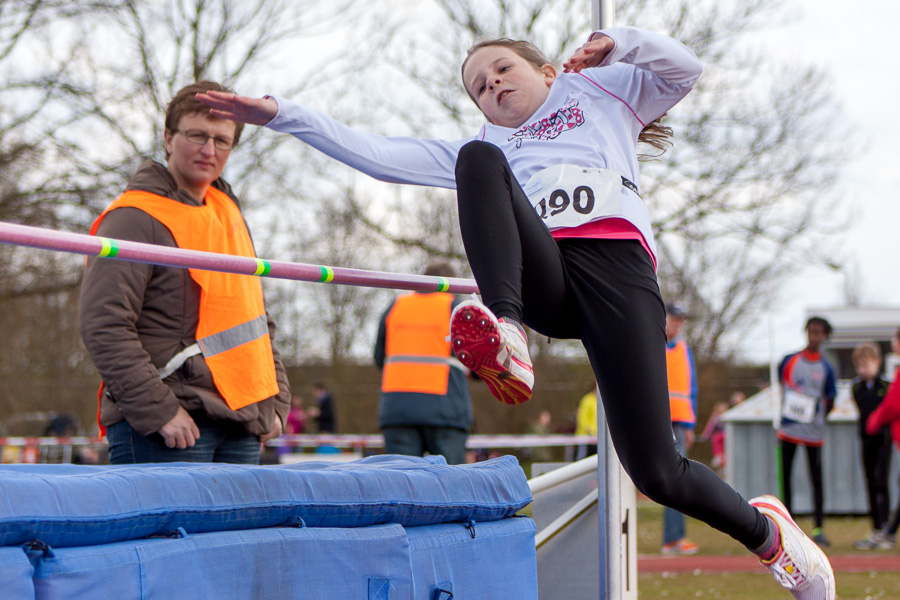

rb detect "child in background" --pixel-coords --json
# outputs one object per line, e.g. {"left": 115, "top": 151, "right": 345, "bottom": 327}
{"left": 850, "top": 343, "right": 892, "bottom": 549}
{"left": 700, "top": 400, "right": 729, "bottom": 477}
{"left": 286, "top": 395, "right": 306, "bottom": 434}
{"left": 777, "top": 316, "right": 837, "bottom": 548}
{"left": 866, "top": 328, "right": 900, "bottom": 549}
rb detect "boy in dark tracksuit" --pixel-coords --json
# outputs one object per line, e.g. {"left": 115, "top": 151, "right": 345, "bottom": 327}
{"left": 851, "top": 343, "right": 892, "bottom": 549}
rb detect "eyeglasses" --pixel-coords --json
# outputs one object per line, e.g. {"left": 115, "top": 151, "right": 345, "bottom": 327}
{"left": 176, "top": 129, "right": 235, "bottom": 151}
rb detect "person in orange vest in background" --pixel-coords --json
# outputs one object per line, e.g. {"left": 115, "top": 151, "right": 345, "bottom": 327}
{"left": 661, "top": 301, "right": 699, "bottom": 555}
{"left": 79, "top": 81, "right": 291, "bottom": 464}
{"left": 374, "top": 261, "right": 473, "bottom": 465}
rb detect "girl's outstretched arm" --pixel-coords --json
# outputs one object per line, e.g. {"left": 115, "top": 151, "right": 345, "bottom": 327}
{"left": 562, "top": 36, "right": 615, "bottom": 73}
{"left": 196, "top": 91, "right": 278, "bottom": 126}
{"left": 565, "top": 27, "right": 702, "bottom": 127}
{"left": 201, "top": 89, "right": 470, "bottom": 189}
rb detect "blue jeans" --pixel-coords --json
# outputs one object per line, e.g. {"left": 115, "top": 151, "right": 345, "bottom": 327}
{"left": 107, "top": 412, "right": 261, "bottom": 464}
{"left": 662, "top": 423, "right": 690, "bottom": 544}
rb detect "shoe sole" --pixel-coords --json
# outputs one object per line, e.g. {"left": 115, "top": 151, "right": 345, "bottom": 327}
{"left": 751, "top": 495, "right": 836, "bottom": 599}
{"left": 450, "top": 304, "right": 532, "bottom": 405}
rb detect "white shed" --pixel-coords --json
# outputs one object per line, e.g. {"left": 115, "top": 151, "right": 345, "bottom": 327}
{"left": 721, "top": 382, "right": 900, "bottom": 514}
{"left": 721, "top": 305, "right": 900, "bottom": 514}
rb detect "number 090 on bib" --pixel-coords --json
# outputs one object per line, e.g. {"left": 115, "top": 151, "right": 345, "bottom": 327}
{"left": 524, "top": 164, "right": 624, "bottom": 231}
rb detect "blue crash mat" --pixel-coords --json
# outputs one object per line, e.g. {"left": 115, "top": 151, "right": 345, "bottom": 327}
{"left": 0, "top": 454, "right": 531, "bottom": 548}
{"left": 0, "top": 546, "right": 34, "bottom": 600}
{"left": 30, "top": 524, "right": 412, "bottom": 600}
{"left": 406, "top": 517, "right": 538, "bottom": 600}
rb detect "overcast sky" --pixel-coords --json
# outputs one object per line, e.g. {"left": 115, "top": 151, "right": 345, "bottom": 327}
{"left": 737, "top": 0, "right": 900, "bottom": 363}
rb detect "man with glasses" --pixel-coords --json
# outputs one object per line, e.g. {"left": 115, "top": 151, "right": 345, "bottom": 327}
{"left": 80, "top": 81, "right": 291, "bottom": 464}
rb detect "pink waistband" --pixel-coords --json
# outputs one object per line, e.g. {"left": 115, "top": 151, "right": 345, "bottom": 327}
{"left": 551, "top": 218, "right": 657, "bottom": 271}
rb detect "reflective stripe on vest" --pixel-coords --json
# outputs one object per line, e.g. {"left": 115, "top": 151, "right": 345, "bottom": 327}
{"left": 158, "top": 314, "right": 269, "bottom": 379}
{"left": 384, "top": 355, "right": 467, "bottom": 371}
{"left": 381, "top": 293, "right": 454, "bottom": 395}
{"left": 91, "top": 188, "right": 279, "bottom": 411}
{"left": 666, "top": 340, "right": 695, "bottom": 424}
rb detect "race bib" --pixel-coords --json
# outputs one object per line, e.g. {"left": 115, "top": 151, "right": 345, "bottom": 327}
{"left": 523, "top": 164, "right": 625, "bottom": 230}
{"left": 782, "top": 389, "right": 817, "bottom": 424}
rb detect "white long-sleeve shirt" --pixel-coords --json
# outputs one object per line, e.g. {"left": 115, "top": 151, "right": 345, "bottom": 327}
{"left": 266, "top": 26, "right": 702, "bottom": 259}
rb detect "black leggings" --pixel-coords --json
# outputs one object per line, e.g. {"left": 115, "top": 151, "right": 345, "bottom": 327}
{"left": 861, "top": 437, "right": 893, "bottom": 530}
{"left": 455, "top": 141, "right": 769, "bottom": 548}
{"left": 781, "top": 441, "right": 824, "bottom": 529}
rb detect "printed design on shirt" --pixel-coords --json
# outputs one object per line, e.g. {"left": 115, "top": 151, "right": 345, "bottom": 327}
{"left": 508, "top": 99, "right": 585, "bottom": 148}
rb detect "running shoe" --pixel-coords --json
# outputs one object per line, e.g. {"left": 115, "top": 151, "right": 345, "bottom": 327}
{"left": 853, "top": 530, "right": 884, "bottom": 550}
{"left": 876, "top": 532, "right": 896, "bottom": 550}
{"left": 661, "top": 539, "right": 699, "bottom": 555}
{"left": 750, "top": 495, "right": 835, "bottom": 600}
{"left": 449, "top": 299, "right": 534, "bottom": 405}
{"left": 811, "top": 530, "right": 830, "bottom": 548}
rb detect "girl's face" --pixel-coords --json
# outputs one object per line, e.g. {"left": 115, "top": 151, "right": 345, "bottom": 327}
{"left": 463, "top": 45, "right": 556, "bottom": 129}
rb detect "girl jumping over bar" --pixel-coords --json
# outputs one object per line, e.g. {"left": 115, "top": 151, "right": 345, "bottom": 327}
{"left": 199, "top": 25, "right": 834, "bottom": 599}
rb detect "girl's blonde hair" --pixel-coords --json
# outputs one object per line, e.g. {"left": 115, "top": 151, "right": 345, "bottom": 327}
{"left": 461, "top": 38, "right": 673, "bottom": 159}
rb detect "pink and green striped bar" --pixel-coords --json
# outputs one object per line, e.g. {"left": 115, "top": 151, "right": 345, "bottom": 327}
{"left": 0, "top": 221, "right": 479, "bottom": 295}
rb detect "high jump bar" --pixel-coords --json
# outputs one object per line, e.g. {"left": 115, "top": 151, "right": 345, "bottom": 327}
{"left": 0, "top": 221, "right": 480, "bottom": 294}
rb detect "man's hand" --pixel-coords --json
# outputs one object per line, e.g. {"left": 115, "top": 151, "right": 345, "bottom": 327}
{"left": 158, "top": 406, "right": 201, "bottom": 449}
{"left": 196, "top": 91, "right": 278, "bottom": 125}
{"left": 259, "top": 417, "right": 283, "bottom": 444}
{"left": 684, "top": 429, "right": 695, "bottom": 450}
{"left": 562, "top": 36, "right": 615, "bottom": 73}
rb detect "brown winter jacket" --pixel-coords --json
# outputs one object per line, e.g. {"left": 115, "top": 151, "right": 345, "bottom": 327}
{"left": 79, "top": 161, "right": 291, "bottom": 437}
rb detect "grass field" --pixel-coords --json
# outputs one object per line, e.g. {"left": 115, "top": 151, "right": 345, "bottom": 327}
{"left": 638, "top": 571, "right": 895, "bottom": 599}
{"left": 636, "top": 499, "right": 900, "bottom": 598}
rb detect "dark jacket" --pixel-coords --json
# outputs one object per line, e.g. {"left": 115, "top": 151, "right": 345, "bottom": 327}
{"left": 79, "top": 161, "right": 291, "bottom": 437}
{"left": 852, "top": 376, "right": 890, "bottom": 440}
{"left": 373, "top": 295, "right": 472, "bottom": 431}
{"left": 315, "top": 391, "right": 336, "bottom": 434}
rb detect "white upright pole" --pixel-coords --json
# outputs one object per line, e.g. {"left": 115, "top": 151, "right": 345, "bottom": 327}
{"left": 769, "top": 312, "right": 780, "bottom": 429}
{"left": 596, "top": 385, "right": 610, "bottom": 600}
{"left": 593, "top": 0, "right": 615, "bottom": 30}
{"left": 594, "top": 2, "right": 624, "bottom": 599}
{"left": 591, "top": 0, "right": 624, "bottom": 600}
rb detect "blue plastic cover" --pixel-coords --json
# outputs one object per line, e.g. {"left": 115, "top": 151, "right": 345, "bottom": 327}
{"left": 32, "top": 524, "right": 412, "bottom": 600}
{"left": 406, "top": 518, "right": 538, "bottom": 600}
{"left": 0, "top": 454, "right": 531, "bottom": 548}
{"left": 0, "top": 546, "right": 34, "bottom": 599}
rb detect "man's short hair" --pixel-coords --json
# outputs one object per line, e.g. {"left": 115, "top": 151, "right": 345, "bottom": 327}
{"left": 423, "top": 260, "right": 456, "bottom": 278}
{"left": 164, "top": 80, "right": 244, "bottom": 157}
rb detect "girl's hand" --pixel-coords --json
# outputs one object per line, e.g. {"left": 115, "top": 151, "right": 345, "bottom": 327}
{"left": 196, "top": 90, "right": 278, "bottom": 125}
{"left": 562, "top": 36, "right": 615, "bottom": 73}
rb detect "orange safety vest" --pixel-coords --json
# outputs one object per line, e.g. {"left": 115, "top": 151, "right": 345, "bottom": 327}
{"left": 381, "top": 293, "right": 454, "bottom": 395}
{"left": 666, "top": 340, "right": 696, "bottom": 424}
{"left": 90, "top": 188, "right": 279, "bottom": 411}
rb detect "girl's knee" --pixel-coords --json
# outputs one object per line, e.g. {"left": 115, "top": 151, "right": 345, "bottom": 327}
{"left": 630, "top": 469, "right": 671, "bottom": 503}
{"left": 456, "top": 140, "right": 504, "bottom": 177}
{"left": 626, "top": 460, "right": 687, "bottom": 505}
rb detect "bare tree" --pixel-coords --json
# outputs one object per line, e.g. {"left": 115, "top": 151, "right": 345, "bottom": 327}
{"left": 625, "top": 0, "right": 853, "bottom": 359}
{"left": 0, "top": 0, "right": 403, "bottom": 426}
{"left": 335, "top": 0, "right": 854, "bottom": 362}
